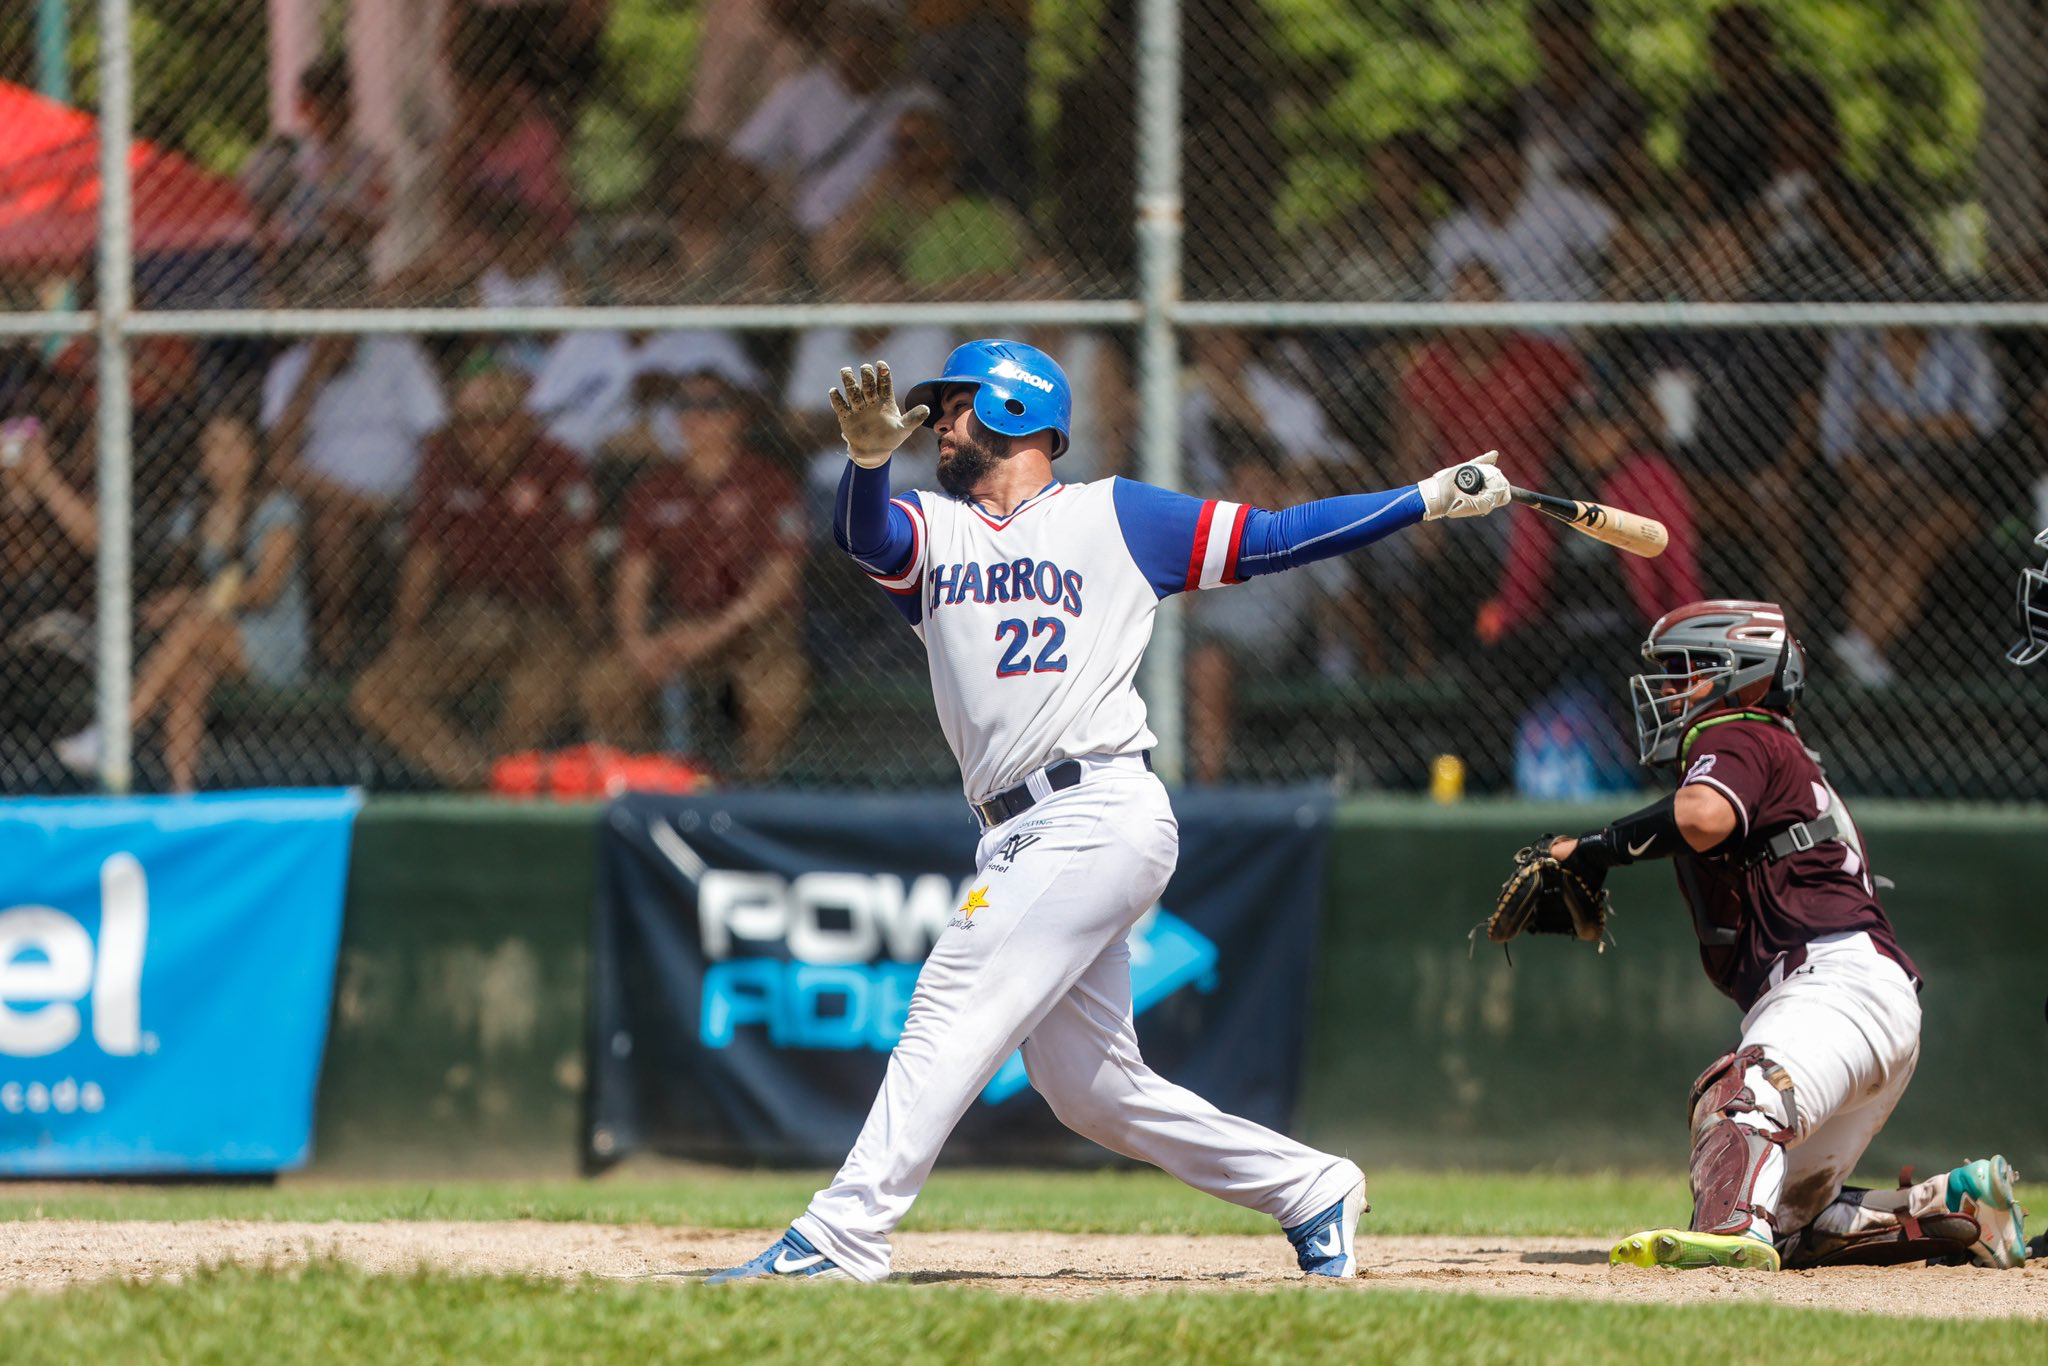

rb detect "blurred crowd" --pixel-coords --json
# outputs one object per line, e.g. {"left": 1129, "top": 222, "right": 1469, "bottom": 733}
{"left": 3, "top": 0, "right": 2047, "bottom": 795}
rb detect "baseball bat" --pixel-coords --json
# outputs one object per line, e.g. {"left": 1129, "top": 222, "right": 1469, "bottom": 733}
{"left": 1453, "top": 466, "right": 1668, "bottom": 559}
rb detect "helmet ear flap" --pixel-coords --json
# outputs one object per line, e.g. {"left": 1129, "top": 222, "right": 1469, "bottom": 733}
{"left": 1762, "top": 632, "right": 1805, "bottom": 711}
{"left": 1762, "top": 635, "right": 1790, "bottom": 704}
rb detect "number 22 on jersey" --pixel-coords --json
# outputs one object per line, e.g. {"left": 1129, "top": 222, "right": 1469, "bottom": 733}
{"left": 994, "top": 617, "right": 1068, "bottom": 677}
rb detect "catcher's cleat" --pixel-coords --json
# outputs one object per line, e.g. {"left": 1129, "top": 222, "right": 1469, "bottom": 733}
{"left": 1947, "top": 1156, "right": 2028, "bottom": 1268}
{"left": 1610, "top": 1228, "right": 1781, "bottom": 1271}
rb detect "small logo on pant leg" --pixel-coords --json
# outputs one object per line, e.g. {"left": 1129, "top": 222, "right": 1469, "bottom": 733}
{"left": 950, "top": 886, "right": 990, "bottom": 930}
{"left": 989, "top": 832, "right": 1040, "bottom": 872}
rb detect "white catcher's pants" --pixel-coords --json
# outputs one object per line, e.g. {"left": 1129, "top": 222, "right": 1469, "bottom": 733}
{"left": 794, "top": 755, "right": 1360, "bottom": 1281}
{"left": 1731, "top": 930, "right": 1923, "bottom": 1235}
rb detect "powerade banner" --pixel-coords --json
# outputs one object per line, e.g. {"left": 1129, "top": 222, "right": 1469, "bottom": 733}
{"left": 0, "top": 790, "right": 360, "bottom": 1174}
{"left": 588, "top": 788, "right": 1332, "bottom": 1166}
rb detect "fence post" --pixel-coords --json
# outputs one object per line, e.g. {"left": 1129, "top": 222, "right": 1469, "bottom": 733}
{"left": 1134, "top": 0, "right": 1184, "bottom": 783}
{"left": 95, "top": 0, "right": 135, "bottom": 794}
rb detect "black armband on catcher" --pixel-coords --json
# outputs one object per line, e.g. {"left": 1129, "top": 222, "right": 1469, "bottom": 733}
{"left": 1570, "top": 793, "right": 1683, "bottom": 871}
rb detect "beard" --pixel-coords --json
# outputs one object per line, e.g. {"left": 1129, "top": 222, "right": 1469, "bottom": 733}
{"left": 936, "top": 429, "right": 1008, "bottom": 498}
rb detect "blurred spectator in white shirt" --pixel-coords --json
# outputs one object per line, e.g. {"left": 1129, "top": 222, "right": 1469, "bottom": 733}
{"left": 728, "top": 0, "right": 939, "bottom": 235}
{"left": 686, "top": 0, "right": 817, "bottom": 141}
{"left": 262, "top": 334, "right": 447, "bottom": 669}
{"left": 522, "top": 222, "right": 756, "bottom": 468}
{"left": 1430, "top": 105, "right": 1616, "bottom": 304}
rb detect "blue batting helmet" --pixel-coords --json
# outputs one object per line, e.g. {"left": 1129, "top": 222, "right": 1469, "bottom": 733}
{"left": 903, "top": 339, "right": 1071, "bottom": 458}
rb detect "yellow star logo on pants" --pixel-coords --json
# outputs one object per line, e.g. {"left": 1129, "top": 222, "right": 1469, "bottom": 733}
{"left": 958, "top": 886, "right": 990, "bottom": 918}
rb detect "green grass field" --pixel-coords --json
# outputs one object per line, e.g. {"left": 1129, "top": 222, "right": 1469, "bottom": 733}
{"left": 4, "top": 1263, "right": 2044, "bottom": 1366}
{"left": 1, "top": 1169, "right": 2037, "bottom": 1364}
{"left": 0, "top": 1167, "right": 1703, "bottom": 1236}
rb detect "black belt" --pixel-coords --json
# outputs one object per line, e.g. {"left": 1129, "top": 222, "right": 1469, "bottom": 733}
{"left": 971, "top": 753, "right": 1149, "bottom": 830}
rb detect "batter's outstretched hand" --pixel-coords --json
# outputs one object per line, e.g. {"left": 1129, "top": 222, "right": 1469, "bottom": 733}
{"left": 1418, "top": 449, "right": 1511, "bottom": 520}
{"left": 831, "top": 361, "right": 931, "bottom": 468}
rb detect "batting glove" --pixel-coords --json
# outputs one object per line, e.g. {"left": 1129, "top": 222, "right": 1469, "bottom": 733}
{"left": 830, "top": 361, "right": 931, "bottom": 469}
{"left": 1417, "top": 450, "right": 1511, "bottom": 520}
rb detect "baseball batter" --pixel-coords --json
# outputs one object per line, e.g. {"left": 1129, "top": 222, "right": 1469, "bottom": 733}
{"left": 708, "top": 340, "right": 1512, "bottom": 1283}
{"left": 1528, "top": 600, "right": 2027, "bottom": 1272}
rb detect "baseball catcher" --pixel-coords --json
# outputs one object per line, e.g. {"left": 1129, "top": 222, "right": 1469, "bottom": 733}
{"left": 1505, "top": 600, "right": 2027, "bottom": 1272}
{"left": 2009, "top": 527, "right": 2047, "bottom": 666}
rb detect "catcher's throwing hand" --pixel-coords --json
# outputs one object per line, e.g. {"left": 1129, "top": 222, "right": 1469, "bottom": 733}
{"left": 830, "top": 361, "right": 931, "bottom": 468}
{"left": 1484, "top": 836, "right": 1612, "bottom": 949}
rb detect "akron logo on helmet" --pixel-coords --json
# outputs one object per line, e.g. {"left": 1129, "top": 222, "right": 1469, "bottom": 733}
{"left": 992, "top": 359, "right": 1055, "bottom": 393}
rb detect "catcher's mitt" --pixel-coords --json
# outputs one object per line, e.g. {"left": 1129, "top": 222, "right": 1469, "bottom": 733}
{"left": 1481, "top": 838, "right": 1612, "bottom": 952}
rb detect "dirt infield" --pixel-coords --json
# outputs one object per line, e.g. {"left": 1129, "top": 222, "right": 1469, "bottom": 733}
{"left": 1, "top": 1221, "right": 2039, "bottom": 1316}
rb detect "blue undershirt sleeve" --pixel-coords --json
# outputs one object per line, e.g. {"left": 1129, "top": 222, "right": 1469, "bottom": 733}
{"left": 833, "top": 460, "right": 928, "bottom": 626}
{"left": 1111, "top": 476, "right": 1426, "bottom": 597}
{"left": 832, "top": 460, "right": 917, "bottom": 577}
{"left": 1233, "top": 486, "right": 1426, "bottom": 578}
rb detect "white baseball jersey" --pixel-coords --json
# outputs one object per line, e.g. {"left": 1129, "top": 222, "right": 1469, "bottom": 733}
{"left": 788, "top": 454, "right": 1407, "bottom": 1282}
{"left": 857, "top": 477, "right": 1252, "bottom": 800}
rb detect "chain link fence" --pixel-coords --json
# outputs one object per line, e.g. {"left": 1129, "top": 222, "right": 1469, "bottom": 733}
{"left": 2, "top": 0, "right": 2045, "bottom": 800}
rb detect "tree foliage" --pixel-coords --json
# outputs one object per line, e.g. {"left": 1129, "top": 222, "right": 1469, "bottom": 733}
{"left": 0, "top": 1, "right": 1987, "bottom": 237}
{"left": 1267, "top": 0, "right": 1983, "bottom": 230}
{"left": 0, "top": 1, "right": 273, "bottom": 169}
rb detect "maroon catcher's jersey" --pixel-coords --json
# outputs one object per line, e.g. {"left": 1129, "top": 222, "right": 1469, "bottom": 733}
{"left": 1669, "top": 714, "right": 1918, "bottom": 1010}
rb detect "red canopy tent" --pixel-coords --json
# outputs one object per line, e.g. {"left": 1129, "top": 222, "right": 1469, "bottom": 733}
{"left": 0, "top": 80, "right": 256, "bottom": 268}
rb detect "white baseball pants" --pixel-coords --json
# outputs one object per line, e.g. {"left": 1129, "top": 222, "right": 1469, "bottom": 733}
{"left": 1730, "top": 930, "right": 1923, "bottom": 1236}
{"left": 793, "top": 755, "right": 1361, "bottom": 1282}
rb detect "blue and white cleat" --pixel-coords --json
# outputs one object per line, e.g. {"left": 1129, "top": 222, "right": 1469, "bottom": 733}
{"left": 1285, "top": 1174, "right": 1368, "bottom": 1277}
{"left": 704, "top": 1228, "right": 852, "bottom": 1284}
{"left": 1948, "top": 1156, "right": 2028, "bottom": 1268}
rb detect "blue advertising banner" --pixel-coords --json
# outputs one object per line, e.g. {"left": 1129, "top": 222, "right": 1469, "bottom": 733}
{"left": 588, "top": 788, "right": 1333, "bottom": 1167}
{"left": 0, "top": 790, "right": 360, "bottom": 1174}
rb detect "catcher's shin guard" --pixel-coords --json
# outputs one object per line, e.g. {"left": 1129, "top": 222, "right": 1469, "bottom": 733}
{"left": 1687, "top": 1046, "right": 1797, "bottom": 1238}
{"left": 1781, "top": 1203, "right": 1981, "bottom": 1269}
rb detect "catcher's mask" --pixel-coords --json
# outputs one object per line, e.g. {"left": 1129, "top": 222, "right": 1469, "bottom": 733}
{"left": 1630, "top": 600, "right": 1805, "bottom": 765}
{"left": 2009, "top": 527, "right": 2048, "bottom": 666}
